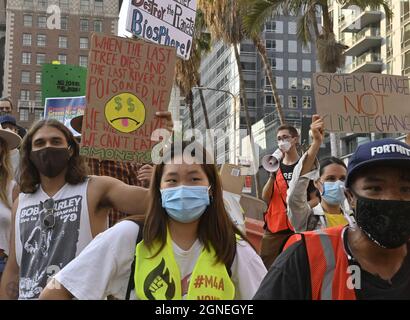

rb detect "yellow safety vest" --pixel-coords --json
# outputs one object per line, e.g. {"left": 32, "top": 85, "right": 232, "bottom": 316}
{"left": 134, "top": 229, "right": 235, "bottom": 300}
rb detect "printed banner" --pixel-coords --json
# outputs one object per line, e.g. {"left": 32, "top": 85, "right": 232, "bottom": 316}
{"left": 42, "top": 64, "right": 87, "bottom": 105}
{"left": 126, "top": 0, "right": 196, "bottom": 59}
{"left": 313, "top": 73, "right": 410, "bottom": 133}
{"left": 44, "top": 96, "right": 86, "bottom": 135}
{"left": 80, "top": 33, "right": 176, "bottom": 163}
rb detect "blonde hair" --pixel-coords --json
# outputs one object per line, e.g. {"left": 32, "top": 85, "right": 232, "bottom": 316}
{"left": 0, "top": 138, "right": 13, "bottom": 209}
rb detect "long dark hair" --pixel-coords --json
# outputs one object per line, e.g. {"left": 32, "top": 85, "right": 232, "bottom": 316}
{"left": 0, "top": 138, "right": 12, "bottom": 209}
{"left": 19, "top": 119, "right": 88, "bottom": 193}
{"left": 128, "top": 141, "right": 251, "bottom": 266}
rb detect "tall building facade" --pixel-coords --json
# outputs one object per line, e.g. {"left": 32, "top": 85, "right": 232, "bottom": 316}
{"left": 331, "top": 0, "right": 408, "bottom": 160}
{"left": 186, "top": 14, "right": 318, "bottom": 165}
{"left": 3, "top": 0, "right": 119, "bottom": 129}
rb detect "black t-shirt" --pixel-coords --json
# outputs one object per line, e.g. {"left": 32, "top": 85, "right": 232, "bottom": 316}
{"left": 253, "top": 229, "right": 410, "bottom": 300}
{"left": 279, "top": 161, "right": 298, "bottom": 184}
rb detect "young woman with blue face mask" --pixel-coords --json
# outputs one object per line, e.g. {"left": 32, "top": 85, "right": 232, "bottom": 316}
{"left": 39, "top": 142, "right": 267, "bottom": 300}
{"left": 286, "top": 115, "right": 352, "bottom": 232}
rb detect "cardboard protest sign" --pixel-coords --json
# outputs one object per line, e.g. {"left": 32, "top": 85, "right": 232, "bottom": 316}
{"left": 80, "top": 33, "right": 176, "bottom": 163}
{"left": 126, "top": 0, "right": 196, "bottom": 60}
{"left": 44, "top": 96, "right": 86, "bottom": 136}
{"left": 42, "top": 64, "right": 87, "bottom": 105}
{"left": 219, "top": 164, "right": 245, "bottom": 195}
{"left": 313, "top": 73, "right": 410, "bottom": 133}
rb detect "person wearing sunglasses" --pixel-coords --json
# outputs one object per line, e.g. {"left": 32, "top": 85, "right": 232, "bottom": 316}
{"left": 0, "top": 118, "right": 165, "bottom": 299}
{"left": 0, "top": 128, "right": 21, "bottom": 280}
{"left": 39, "top": 141, "right": 267, "bottom": 300}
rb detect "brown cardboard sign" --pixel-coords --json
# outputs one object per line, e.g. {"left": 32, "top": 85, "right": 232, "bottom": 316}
{"left": 80, "top": 33, "right": 176, "bottom": 163}
{"left": 219, "top": 164, "right": 245, "bottom": 195}
{"left": 313, "top": 73, "right": 410, "bottom": 133}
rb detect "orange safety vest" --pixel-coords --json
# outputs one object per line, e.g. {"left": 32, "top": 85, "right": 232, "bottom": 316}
{"left": 265, "top": 168, "right": 294, "bottom": 233}
{"left": 284, "top": 226, "right": 356, "bottom": 300}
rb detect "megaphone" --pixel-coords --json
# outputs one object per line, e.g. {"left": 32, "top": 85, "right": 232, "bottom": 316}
{"left": 262, "top": 148, "right": 283, "bottom": 173}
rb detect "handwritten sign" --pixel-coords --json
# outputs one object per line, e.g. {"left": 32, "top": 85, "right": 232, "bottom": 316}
{"left": 313, "top": 73, "right": 410, "bottom": 133}
{"left": 126, "top": 0, "right": 196, "bottom": 60}
{"left": 44, "top": 96, "right": 86, "bottom": 136}
{"left": 80, "top": 33, "right": 176, "bottom": 163}
{"left": 42, "top": 64, "right": 87, "bottom": 105}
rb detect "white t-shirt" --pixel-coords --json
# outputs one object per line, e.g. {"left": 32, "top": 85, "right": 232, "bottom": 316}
{"left": 16, "top": 180, "right": 94, "bottom": 299}
{"left": 54, "top": 220, "right": 267, "bottom": 300}
{"left": 0, "top": 180, "right": 15, "bottom": 255}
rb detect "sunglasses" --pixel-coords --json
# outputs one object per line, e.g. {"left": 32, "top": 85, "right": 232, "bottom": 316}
{"left": 42, "top": 198, "right": 55, "bottom": 229}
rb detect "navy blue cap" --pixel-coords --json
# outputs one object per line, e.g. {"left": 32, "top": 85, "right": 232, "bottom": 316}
{"left": 346, "top": 138, "right": 410, "bottom": 187}
{"left": 0, "top": 115, "right": 17, "bottom": 126}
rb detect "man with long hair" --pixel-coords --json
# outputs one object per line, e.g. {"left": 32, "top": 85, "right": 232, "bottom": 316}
{"left": 0, "top": 119, "right": 151, "bottom": 299}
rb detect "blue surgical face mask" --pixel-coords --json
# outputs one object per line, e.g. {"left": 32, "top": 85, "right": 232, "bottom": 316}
{"left": 321, "top": 180, "right": 345, "bottom": 205}
{"left": 160, "top": 185, "right": 210, "bottom": 223}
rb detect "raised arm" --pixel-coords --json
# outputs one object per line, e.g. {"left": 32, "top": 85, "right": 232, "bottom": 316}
{"left": 0, "top": 199, "right": 20, "bottom": 299}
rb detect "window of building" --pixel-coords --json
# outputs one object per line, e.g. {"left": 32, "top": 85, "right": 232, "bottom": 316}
{"left": 240, "top": 43, "right": 254, "bottom": 52}
{"left": 21, "top": 71, "right": 30, "bottom": 84}
{"left": 241, "top": 62, "right": 256, "bottom": 70}
{"left": 303, "top": 78, "right": 311, "bottom": 90}
{"left": 288, "top": 59, "right": 297, "bottom": 71}
{"left": 23, "top": 15, "right": 33, "bottom": 27}
{"left": 20, "top": 109, "right": 29, "bottom": 122}
{"left": 23, "top": 0, "right": 33, "bottom": 9}
{"left": 38, "top": 0, "right": 48, "bottom": 9}
{"left": 94, "top": 20, "right": 103, "bottom": 32}
{"left": 244, "top": 80, "right": 256, "bottom": 88}
{"left": 288, "top": 22, "right": 297, "bottom": 34}
{"left": 37, "top": 53, "right": 46, "bottom": 65}
{"left": 80, "top": 37, "right": 89, "bottom": 49}
{"left": 81, "top": 0, "right": 90, "bottom": 11}
{"left": 20, "top": 90, "right": 30, "bottom": 101}
{"left": 80, "top": 19, "right": 89, "bottom": 31}
{"left": 265, "top": 21, "right": 276, "bottom": 32}
{"left": 302, "top": 43, "right": 311, "bottom": 54}
{"left": 58, "top": 54, "right": 67, "bottom": 64}
{"left": 34, "top": 109, "right": 43, "bottom": 120}
{"left": 23, "top": 33, "right": 32, "bottom": 46}
{"left": 36, "top": 72, "right": 42, "bottom": 85}
{"left": 61, "top": 16, "right": 68, "bottom": 30}
{"left": 35, "top": 91, "right": 42, "bottom": 103}
{"left": 79, "top": 55, "right": 88, "bottom": 67}
{"left": 289, "top": 77, "right": 298, "bottom": 89}
{"left": 276, "top": 76, "right": 283, "bottom": 89}
{"left": 289, "top": 96, "right": 298, "bottom": 108}
{"left": 302, "top": 59, "right": 311, "bottom": 72}
{"left": 38, "top": 16, "right": 47, "bottom": 28}
{"left": 266, "top": 39, "right": 283, "bottom": 51}
{"left": 59, "top": 0, "right": 69, "bottom": 10}
{"left": 37, "top": 34, "right": 46, "bottom": 47}
{"left": 303, "top": 96, "right": 312, "bottom": 109}
{"left": 402, "top": 0, "right": 410, "bottom": 22}
{"left": 59, "top": 36, "right": 68, "bottom": 48}
{"left": 94, "top": 0, "right": 103, "bottom": 12}
{"left": 288, "top": 40, "right": 297, "bottom": 53}
{"left": 22, "top": 52, "right": 31, "bottom": 64}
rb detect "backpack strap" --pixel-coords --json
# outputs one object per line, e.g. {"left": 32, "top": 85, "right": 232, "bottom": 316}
{"left": 125, "top": 220, "right": 143, "bottom": 300}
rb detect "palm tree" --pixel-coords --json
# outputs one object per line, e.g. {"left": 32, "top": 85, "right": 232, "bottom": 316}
{"left": 174, "top": 9, "right": 212, "bottom": 130}
{"left": 241, "top": 0, "right": 286, "bottom": 125}
{"left": 244, "top": 0, "right": 392, "bottom": 156}
{"left": 199, "top": 0, "right": 262, "bottom": 197}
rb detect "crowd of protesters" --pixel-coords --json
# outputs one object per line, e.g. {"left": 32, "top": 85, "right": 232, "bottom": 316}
{"left": 0, "top": 96, "right": 408, "bottom": 300}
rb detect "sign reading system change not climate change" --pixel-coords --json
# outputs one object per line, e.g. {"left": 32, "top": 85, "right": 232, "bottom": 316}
{"left": 313, "top": 73, "right": 410, "bottom": 133}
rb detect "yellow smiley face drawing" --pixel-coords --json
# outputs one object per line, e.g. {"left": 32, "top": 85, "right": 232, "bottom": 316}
{"left": 105, "top": 93, "right": 146, "bottom": 133}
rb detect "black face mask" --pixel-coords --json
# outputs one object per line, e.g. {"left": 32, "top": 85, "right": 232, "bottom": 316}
{"left": 30, "top": 147, "right": 71, "bottom": 178}
{"left": 353, "top": 194, "right": 410, "bottom": 249}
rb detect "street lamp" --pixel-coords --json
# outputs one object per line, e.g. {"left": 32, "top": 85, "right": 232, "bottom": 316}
{"left": 192, "top": 86, "right": 239, "bottom": 164}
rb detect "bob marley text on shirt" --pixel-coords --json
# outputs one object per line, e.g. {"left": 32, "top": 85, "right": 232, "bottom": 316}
{"left": 18, "top": 196, "right": 82, "bottom": 299}
{"left": 144, "top": 258, "right": 176, "bottom": 300}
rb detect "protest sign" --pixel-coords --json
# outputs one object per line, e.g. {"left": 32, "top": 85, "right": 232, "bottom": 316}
{"left": 44, "top": 96, "right": 86, "bottom": 136}
{"left": 42, "top": 64, "right": 87, "bottom": 105}
{"left": 80, "top": 33, "right": 176, "bottom": 163}
{"left": 313, "top": 73, "right": 410, "bottom": 133}
{"left": 126, "top": 0, "right": 196, "bottom": 60}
